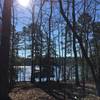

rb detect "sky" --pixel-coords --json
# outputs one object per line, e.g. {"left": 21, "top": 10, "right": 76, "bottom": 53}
{"left": 0, "top": 0, "right": 100, "bottom": 58}
{"left": 14, "top": 0, "right": 100, "bottom": 58}
{"left": 14, "top": 0, "right": 42, "bottom": 31}
{"left": 14, "top": 0, "right": 41, "bottom": 57}
{"left": 14, "top": 0, "right": 32, "bottom": 31}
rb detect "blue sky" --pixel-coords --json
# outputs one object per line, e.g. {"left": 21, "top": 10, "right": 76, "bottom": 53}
{"left": 13, "top": 0, "right": 100, "bottom": 58}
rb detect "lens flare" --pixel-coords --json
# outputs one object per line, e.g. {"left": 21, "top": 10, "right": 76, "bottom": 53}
{"left": 18, "top": 0, "right": 30, "bottom": 7}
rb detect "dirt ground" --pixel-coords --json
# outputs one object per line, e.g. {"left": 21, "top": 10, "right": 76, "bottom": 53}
{"left": 9, "top": 82, "right": 56, "bottom": 100}
{"left": 9, "top": 82, "right": 100, "bottom": 100}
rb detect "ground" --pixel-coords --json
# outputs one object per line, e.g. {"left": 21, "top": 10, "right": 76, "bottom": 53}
{"left": 9, "top": 82, "right": 55, "bottom": 100}
{"left": 9, "top": 81, "right": 100, "bottom": 100}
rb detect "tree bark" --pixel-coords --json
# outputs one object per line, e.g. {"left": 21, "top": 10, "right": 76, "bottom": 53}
{"left": 47, "top": 0, "right": 52, "bottom": 82}
{"left": 72, "top": 0, "right": 80, "bottom": 86}
{"left": 0, "top": 0, "right": 11, "bottom": 99}
{"left": 31, "top": 4, "right": 35, "bottom": 83}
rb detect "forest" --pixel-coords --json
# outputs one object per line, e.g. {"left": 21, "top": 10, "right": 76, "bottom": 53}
{"left": 0, "top": 0, "right": 100, "bottom": 100}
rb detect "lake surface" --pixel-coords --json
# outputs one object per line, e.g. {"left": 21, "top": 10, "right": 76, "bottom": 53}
{"left": 15, "top": 65, "right": 77, "bottom": 82}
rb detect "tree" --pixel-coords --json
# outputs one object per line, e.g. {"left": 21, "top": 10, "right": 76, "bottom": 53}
{"left": 47, "top": 0, "right": 52, "bottom": 82}
{"left": 59, "top": 0, "right": 100, "bottom": 96}
{"left": 77, "top": 12, "right": 92, "bottom": 81}
{"left": 0, "top": 0, "right": 11, "bottom": 99}
{"left": 72, "top": 0, "right": 80, "bottom": 86}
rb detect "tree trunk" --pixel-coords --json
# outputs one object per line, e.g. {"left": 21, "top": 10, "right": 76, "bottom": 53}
{"left": 9, "top": 3, "right": 15, "bottom": 88}
{"left": 72, "top": 0, "right": 80, "bottom": 86}
{"left": 31, "top": 30, "right": 35, "bottom": 83}
{"left": 31, "top": 4, "right": 35, "bottom": 83}
{"left": 0, "top": 0, "right": 11, "bottom": 99}
{"left": 47, "top": 0, "right": 52, "bottom": 82}
{"left": 96, "top": 81, "right": 100, "bottom": 96}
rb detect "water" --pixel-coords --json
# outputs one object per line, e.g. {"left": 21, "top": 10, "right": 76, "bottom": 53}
{"left": 17, "top": 66, "right": 31, "bottom": 81}
{"left": 15, "top": 65, "right": 78, "bottom": 82}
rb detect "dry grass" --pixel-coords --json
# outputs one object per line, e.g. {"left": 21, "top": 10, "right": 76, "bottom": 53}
{"left": 84, "top": 95, "right": 100, "bottom": 100}
{"left": 9, "top": 82, "right": 100, "bottom": 100}
{"left": 9, "top": 82, "right": 55, "bottom": 100}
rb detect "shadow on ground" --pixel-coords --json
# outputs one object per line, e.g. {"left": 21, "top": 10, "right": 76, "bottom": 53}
{"left": 34, "top": 81, "right": 85, "bottom": 100}
{"left": 9, "top": 81, "right": 97, "bottom": 100}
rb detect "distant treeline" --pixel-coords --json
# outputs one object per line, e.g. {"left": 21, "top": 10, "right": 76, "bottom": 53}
{"left": 14, "top": 56, "right": 85, "bottom": 66}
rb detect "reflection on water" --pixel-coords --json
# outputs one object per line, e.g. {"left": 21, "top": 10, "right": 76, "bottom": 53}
{"left": 17, "top": 66, "right": 31, "bottom": 81}
{"left": 15, "top": 65, "right": 77, "bottom": 82}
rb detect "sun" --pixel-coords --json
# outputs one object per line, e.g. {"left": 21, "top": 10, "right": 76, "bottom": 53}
{"left": 18, "top": 0, "right": 30, "bottom": 7}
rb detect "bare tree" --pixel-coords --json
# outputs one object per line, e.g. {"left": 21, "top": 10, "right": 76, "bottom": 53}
{"left": 59, "top": 0, "right": 100, "bottom": 96}
{"left": 0, "top": 0, "right": 12, "bottom": 99}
